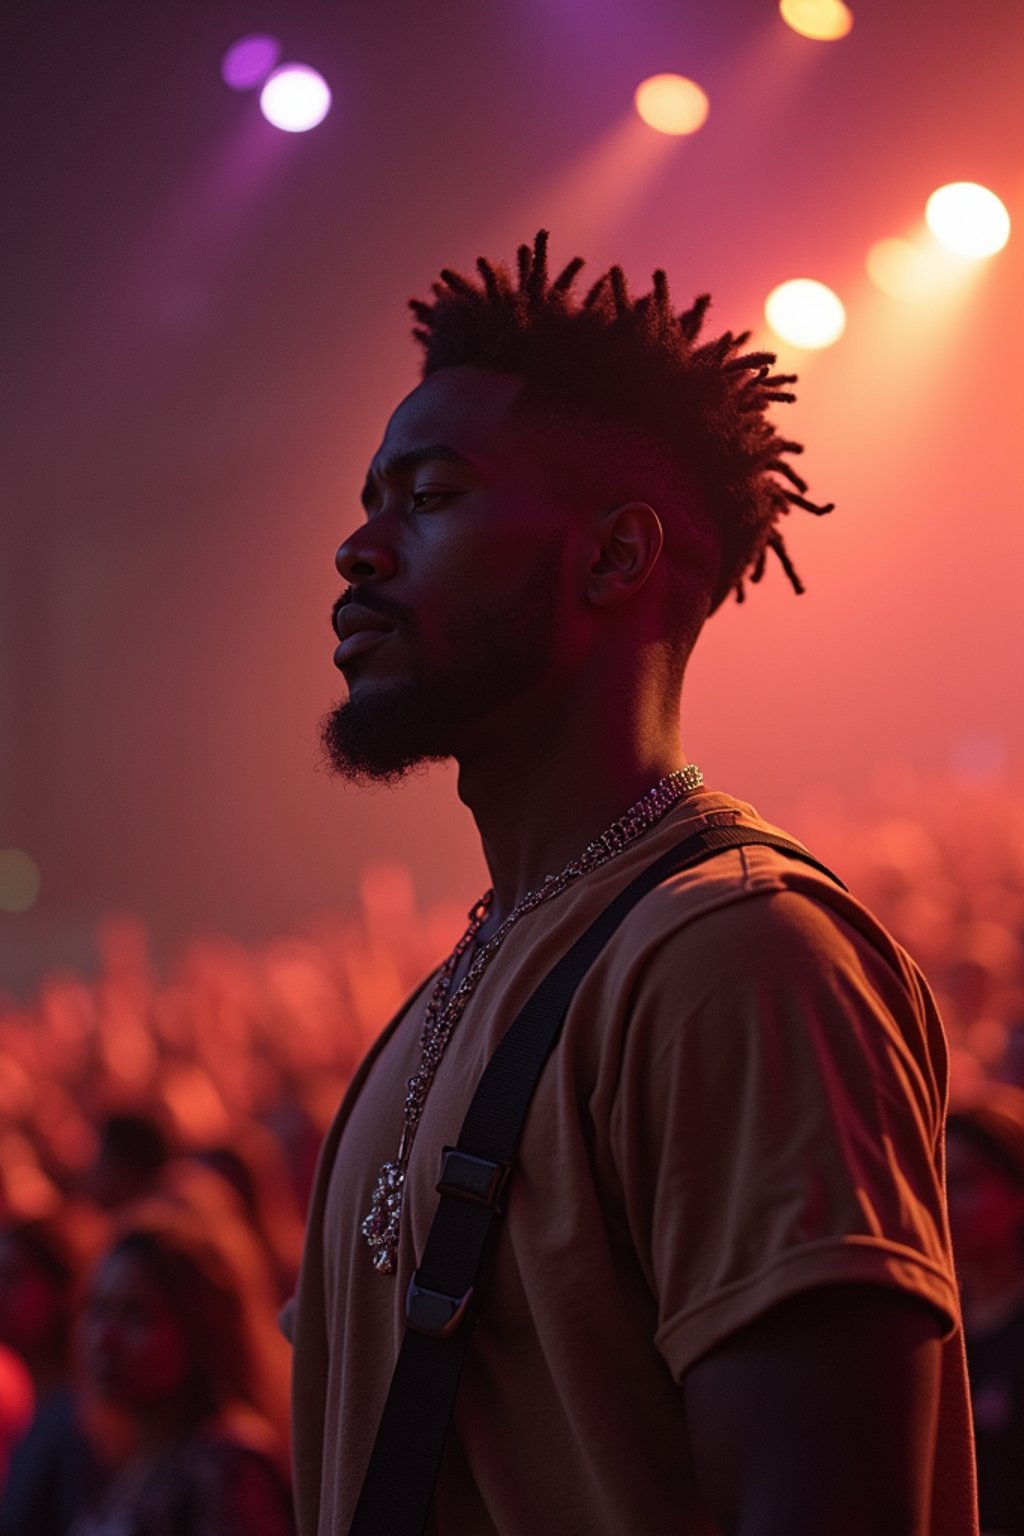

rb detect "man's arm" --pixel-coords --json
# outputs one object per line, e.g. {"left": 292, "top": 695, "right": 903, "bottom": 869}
{"left": 683, "top": 1283, "right": 944, "bottom": 1536}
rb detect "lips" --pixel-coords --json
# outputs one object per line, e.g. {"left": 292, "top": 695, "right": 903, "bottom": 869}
{"left": 333, "top": 602, "right": 395, "bottom": 668}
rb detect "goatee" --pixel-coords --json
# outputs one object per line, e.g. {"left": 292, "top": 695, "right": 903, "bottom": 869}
{"left": 319, "top": 682, "right": 449, "bottom": 785}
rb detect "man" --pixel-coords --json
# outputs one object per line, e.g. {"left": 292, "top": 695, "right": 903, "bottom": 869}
{"left": 291, "top": 232, "right": 978, "bottom": 1534}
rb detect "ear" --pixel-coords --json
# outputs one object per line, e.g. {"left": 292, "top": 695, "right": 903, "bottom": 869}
{"left": 585, "top": 501, "right": 664, "bottom": 609}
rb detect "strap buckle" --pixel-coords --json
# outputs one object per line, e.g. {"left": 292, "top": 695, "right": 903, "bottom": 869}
{"left": 436, "top": 1145, "right": 511, "bottom": 1211}
{"left": 405, "top": 1274, "right": 475, "bottom": 1338}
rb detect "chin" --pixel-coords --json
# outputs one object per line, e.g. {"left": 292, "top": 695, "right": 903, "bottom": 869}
{"left": 318, "top": 692, "right": 451, "bottom": 785}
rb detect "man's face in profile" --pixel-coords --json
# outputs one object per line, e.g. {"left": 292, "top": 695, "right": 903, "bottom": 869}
{"left": 321, "top": 367, "right": 583, "bottom": 784}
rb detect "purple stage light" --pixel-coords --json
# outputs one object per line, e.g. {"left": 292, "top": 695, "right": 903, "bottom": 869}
{"left": 259, "top": 65, "right": 332, "bottom": 133}
{"left": 221, "top": 33, "right": 282, "bottom": 91}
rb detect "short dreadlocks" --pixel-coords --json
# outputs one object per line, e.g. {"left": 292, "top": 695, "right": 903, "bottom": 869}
{"left": 409, "top": 230, "right": 833, "bottom": 612}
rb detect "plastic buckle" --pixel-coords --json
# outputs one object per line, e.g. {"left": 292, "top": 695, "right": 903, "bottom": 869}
{"left": 436, "top": 1146, "right": 511, "bottom": 1211}
{"left": 405, "top": 1273, "right": 475, "bottom": 1338}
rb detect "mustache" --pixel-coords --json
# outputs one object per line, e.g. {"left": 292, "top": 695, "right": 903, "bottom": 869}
{"left": 331, "top": 587, "right": 409, "bottom": 632}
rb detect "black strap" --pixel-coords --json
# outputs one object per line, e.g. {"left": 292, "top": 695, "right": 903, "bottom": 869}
{"left": 348, "top": 826, "right": 844, "bottom": 1535}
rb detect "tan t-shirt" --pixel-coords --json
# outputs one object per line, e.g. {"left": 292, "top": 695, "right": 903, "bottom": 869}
{"left": 291, "top": 791, "right": 977, "bottom": 1534}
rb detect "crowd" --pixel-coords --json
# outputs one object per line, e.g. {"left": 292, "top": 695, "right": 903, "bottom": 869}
{"left": 0, "top": 774, "right": 1021, "bottom": 1533}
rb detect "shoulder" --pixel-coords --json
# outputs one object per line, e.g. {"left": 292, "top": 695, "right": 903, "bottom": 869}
{"left": 583, "top": 816, "right": 948, "bottom": 1134}
{"left": 639, "top": 876, "right": 895, "bottom": 991}
{"left": 594, "top": 798, "right": 927, "bottom": 1012}
{"left": 558, "top": 792, "right": 946, "bottom": 1088}
{"left": 191, "top": 1414, "right": 283, "bottom": 1469}
{"left": 631, "top": 875, "right": 938, "bottom": 1064}
{"left": 188, "top": 1421, "right": 293, "bottom": 1529}
{"left": 578, "top": 790, "right": 854, "bottom": 943}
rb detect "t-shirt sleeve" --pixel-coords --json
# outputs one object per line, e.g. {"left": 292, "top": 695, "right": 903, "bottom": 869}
{"left": 610, "top": 887, "right": 959, "bottom": 1381}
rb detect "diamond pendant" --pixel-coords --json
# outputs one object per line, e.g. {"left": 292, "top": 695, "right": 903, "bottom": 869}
{"left": 362, "top": 1159, "right": 405, "bottom": 1274}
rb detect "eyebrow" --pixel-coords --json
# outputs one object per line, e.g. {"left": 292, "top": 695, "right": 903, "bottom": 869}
{"left": 360, "top": 444, "right": 475, "bottom": 511}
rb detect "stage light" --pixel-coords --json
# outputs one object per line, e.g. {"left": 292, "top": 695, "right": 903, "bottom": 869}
{"left": 221, "top": 33, "right": 281, "bottom": 91}
{"left": 259, "top": 64, "right": 332, "bottom": 133}
{"left": 779, "top": 0, "right": 853, "bottom": 41}
{"left": 634, "top": 74, "right": 710, "bottom": 136}
{"left": 764, "top": 278, "right": 846, "bottom": 349}
{"left": 0, "top": 849, "right": 41, "bottom": 913}
{"left": 925, "top": 182, "right": 1011, "bottom": 259}
{"left": 866, "top": 237, "right": 966, "bottom": 301}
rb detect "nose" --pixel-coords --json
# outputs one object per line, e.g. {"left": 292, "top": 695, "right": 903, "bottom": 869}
{"left": 335, "top": 526, "right": 398, "bottom": 585}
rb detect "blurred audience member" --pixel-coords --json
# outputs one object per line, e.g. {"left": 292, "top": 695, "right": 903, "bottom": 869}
{"left": 0, "top": 1209, "right": 105, "bottom": 1536}
{"left": 194, "top": 1121, "right": 305, "bottom": 1302}
{"left": 71, "top": 1203, "right": 293, "bottom": 1536}
{"left": 948, "top": 1087, "right": 1024, "bottom": 1536}
{"left": 88, "top": 1114, "right": 169, "bottom": 1212}
{"left": 0, "top": 1345, "right": 33, "bottom": 1487}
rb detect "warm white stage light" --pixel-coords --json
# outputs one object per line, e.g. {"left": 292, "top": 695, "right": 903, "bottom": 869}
{"left": 260, "top": 65, "right": 332, "bottom": 133}
{"left": 925, "top": 182, "right": 1011, "bottom": 259}
{"left": 866, "top": 237, "right": 968, "bottom": 301}
{"left": 634, "top": 74, "right": 710, "bottom": 136}
{"left": 765, "top": 278, "right": 846, "bottom": 349}
{"left": 779, "top": 0, "right": 853, "bottom": 41}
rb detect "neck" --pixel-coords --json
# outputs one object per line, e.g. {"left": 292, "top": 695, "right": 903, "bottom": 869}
{"left": 456, "top": 688, "right": 690, "bottom": 927}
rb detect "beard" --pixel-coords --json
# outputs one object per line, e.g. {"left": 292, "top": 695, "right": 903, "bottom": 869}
{"left": 320, "top": 542, "right": 564, "bottom": 785}
{"left": 320, "top": 673, "right": 478, "bottom": 785}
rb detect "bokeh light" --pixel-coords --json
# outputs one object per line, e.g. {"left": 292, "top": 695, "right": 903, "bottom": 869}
{"left": 0, "top": 850, "right": 42, "bottom": 914}
{"left": 764, "top": 278, "right": 846, "bottom": 349}
{"left": 220, "top": 34, "right": 282, "bottom": 91}
{"left": 925, "top": 182, "right": 1011, "bottom": 259}
{"left": 865, "top": 236, "right": 967, "bottom": 301}
{"left": 259, "top": 65, "right": 332, "bottom": 133}
{"left": 634, "top": 74, "right": 710, "bottom": 136}
{"left": 779, "top": 0, "right": 854, "bottom": 40}
{"left": 950, "top": 729, "right": 1009, "bottom": 789}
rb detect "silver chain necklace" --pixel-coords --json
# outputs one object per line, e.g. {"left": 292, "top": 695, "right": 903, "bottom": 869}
{"left": 361, "top": 763, "right": 704, "bottom": 1273}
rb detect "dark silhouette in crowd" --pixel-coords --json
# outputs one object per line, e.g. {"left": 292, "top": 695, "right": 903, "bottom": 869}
{"left": 0, "top": 1346, "right": 32, "bottom": 1488}
{"left": 0, "top": 1210, "right": 105, "bottom": 1536}
{"left": 948, "top": 1087, "right": 1024, "bottom": 1536}
{"left": 194, "top": 1121, "right": 306, "bottom": 1302}
{"left": 69, "top": 1203, "right": 294, "bottom": 1536}
{"left": 89, "top": 1114, "right": 169, "bottom": 1212}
